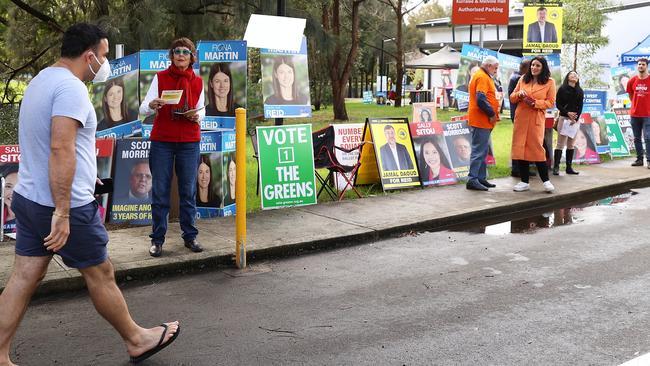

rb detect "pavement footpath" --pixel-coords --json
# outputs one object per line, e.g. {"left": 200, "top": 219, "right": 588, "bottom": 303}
{"left": 1, "top": 158, "right": 648, "bottom": 295}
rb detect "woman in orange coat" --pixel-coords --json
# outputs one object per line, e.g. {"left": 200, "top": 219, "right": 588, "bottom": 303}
{"left": 509, "top": 56, "right": 556, "bottom": 193}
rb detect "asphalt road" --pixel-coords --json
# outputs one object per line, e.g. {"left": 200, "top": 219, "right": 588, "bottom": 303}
{"left": 9, "top": 188, "right": 650, "bottom": 366}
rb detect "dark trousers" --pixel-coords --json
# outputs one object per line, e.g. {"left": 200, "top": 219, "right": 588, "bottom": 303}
{"left": 630, "top": 117, "right": 650, "bottom": 161}
{"left": 149, "top": 141, "right": 200, "bottom": 245}
{"left": 468, "top": 126, "right": 492, "bottom": 183}
{"left": 518, "top": 160, "right": 549, "bottom": 183}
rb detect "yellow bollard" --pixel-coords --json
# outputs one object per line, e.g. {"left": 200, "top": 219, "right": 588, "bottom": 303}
{"left": 235, "top": 108, "right": 247, "bottom": 269}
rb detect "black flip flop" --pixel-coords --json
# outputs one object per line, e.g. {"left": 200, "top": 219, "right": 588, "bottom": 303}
{"left": 130, "top": 323, "right": 180, "bottom": 364}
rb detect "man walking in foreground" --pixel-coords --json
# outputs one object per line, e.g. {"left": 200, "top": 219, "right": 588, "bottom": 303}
{"left": 466, "top": 56, "right": 500, "bottom": 191}
{"left": 626, "top": 58, "right": 650, "bottom": 168}
{"left": 0, "top": 23, "right": 179, "bottom": 365}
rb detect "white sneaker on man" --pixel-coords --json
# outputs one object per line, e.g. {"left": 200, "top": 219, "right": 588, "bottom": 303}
{"left": 543, "top": 181, "right": 555, "bottom": 193}
{"left": 513, "top": 182, "right": 530, "bottom": 192}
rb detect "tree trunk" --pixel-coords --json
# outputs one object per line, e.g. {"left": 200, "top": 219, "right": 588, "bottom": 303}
{"left": 332, "top": 80, "right": 348, "bottom": 120}
{"left": 323, "top": 0, "right": 366, "bottom": 121}
{"left": 394, "top": 0, "right": 404, "bottom": 108}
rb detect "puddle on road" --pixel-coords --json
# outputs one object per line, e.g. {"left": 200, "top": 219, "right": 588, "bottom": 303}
{"left": 449, "top": 191, "right": 637, "bottom": 235}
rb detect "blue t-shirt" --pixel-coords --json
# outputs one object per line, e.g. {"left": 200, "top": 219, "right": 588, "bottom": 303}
{"left": 14, "top": 67, "right": 97, "bottom": 208}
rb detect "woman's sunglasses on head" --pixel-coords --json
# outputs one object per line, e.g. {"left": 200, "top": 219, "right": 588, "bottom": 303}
{"left": 173, "top": 48, "right": 191, "bottom": 56}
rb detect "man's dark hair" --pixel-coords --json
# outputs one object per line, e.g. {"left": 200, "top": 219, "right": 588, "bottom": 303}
{"left": 537, "top": 6, "right": 547, "bottom": 12}
{"left": 61, "top": 23, "right": 108, "bottom": 58}
{"left": 638, "top": 58, "right": 648, "bottom": 66}
{"left": 519, "top": 59, "right": 531, "bottom": 75}
{"left": 383, "top": 124, "right": 395, "bottom": 132}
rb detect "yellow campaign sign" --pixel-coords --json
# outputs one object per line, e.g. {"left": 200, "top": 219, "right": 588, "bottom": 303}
{"left": 355, "top": 123, "right": 381, "bottom": 186}
{"left": 522, "top": 1, "right": 563, "bottom": 53}
{"left": 367, "top": 118, "right": 421, "bottom": 191}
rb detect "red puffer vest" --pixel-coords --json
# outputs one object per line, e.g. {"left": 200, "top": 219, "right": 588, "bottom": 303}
{"left": 150, "top": 65, "right": 203, "bottom": 142}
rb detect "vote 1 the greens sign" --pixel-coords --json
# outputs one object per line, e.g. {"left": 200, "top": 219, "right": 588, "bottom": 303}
{"left": 257, "top": 124, "right": 317, "bottom": 209}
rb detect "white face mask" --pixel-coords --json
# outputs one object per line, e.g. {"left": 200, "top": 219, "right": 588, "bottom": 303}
{"left": 89, "top": 53, "right": 111, "bottom": 83}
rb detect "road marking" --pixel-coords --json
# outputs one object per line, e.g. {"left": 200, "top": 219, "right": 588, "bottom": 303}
{"left": 506, "top": 253, "right": 530, "bottom": 262}
{"left": 450, "top": 257, "right": 469, "bottom": 265}
{"left": 619, "top": 351, "right": 650, "bottom": 365}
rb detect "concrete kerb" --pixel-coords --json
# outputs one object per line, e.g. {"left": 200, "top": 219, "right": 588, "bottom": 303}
{"left": 10, "top": 174, "right": 650, "bottom": 298}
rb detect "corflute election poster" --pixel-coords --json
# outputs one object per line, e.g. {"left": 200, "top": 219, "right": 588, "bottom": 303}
{"left": 196, "top": 131, "right": 237, "bottom": 218}
{"left": 139, "top": 50, "right": 171, "bottom": 138}
{"left": 92, "top": 53, "right": 141, "bottom": 138}
{"left": 257, "top": 124, "right": 316, "bottom": 209}
{"left": 0, "top": 145, "right": 19, "bottom": 234}
{"left": 409, "top": 121, "right": 458, "bottom": 187}
{"left": 111, "top": 139, "right": 152, "bottom": 224}
{"left": 198, "top": 41, "right": 247, "bottom": 130}
{"left": 261, "top": 37, "right": 311, "bottom": 119}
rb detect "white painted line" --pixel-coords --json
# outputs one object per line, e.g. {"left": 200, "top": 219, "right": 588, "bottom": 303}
{"left": 619, "top": 351, "right": 650, "bottom": 365}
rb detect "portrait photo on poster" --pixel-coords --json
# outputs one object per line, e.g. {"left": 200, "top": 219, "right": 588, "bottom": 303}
{"left": 202, "top": 62, "right": 247, "bottom": 117}
{"left": 196, "top": 153, "right": 223, "bottom": 208}
{"left": 222, "top": 151, "right": 236, "bottom": 207}
{"left": 413, "top": 102, "right": 437, "bottom": 123}
{"left": 262, "top": 54, "right": 310, "bottom": 106}
{"left": 574, "top": 123, "right": 600, "bottom": 163}
{"left": 92, "top": 73, "right": 139, "bottom": 131}
{"left": 412, "top": 134, "right": 457, "bottom": 187}
{"left": 522, "top": 2, "right": 563, "bottom": 51}
{"left": 0, "top": 164, "right": 18, "bottom": 233}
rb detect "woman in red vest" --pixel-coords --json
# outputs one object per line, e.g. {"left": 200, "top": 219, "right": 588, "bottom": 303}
{"left": 139, "top": 38, "right": 204, "bottom": 257}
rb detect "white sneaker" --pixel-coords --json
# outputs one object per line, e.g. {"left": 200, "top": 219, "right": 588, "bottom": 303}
{"left": 513, "top": 182, "right": 530, "bottom": 192}
{"left": 543, "top": 181, "right": 555, "bottom": 193}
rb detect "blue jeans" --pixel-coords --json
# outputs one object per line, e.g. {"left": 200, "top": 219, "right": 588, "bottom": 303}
{"left": 468, "top": 126, "right": 492, "bottom": 183}
{"left": 149, "top": 141, "right": 200, "bottom": 245}
{"left": 630, "top": 117, "right": 650, "bottom": 161}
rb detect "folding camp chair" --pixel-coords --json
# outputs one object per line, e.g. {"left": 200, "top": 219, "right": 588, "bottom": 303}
{"left": 312, "top": 126, "right": 365, "bottom": 201}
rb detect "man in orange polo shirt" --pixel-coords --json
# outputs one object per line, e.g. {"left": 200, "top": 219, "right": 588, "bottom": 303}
{"left": 466, "top": 55, "right": 500, "bottom": 191}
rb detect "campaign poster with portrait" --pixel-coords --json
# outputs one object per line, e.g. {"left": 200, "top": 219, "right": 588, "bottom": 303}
{"left": 139, "top": 50, "right": 171, "bottom": 139}
{"left": 613, "top": 108, "right": 635, "bottom": 153}
{"left": 609, "top": 66, "right": 636, "bottom": 109}
{"left": 92, "top": 53, "right": 141, "bottom": 139}
{"left": 412, "top": 102, "right": 437, "bottom": 123}
{"left": 196, "top": 131, "right": 236, "bottom": 218}
{"left": 604, "top": 112, "right": 630, "bottom": 157}
{"left": 332, "top": 123, "right": 364, "bottom": 192}
{"left": 454, "top": 44, "right": 497, "bottom": 111}
{"left": 366, "top": 118, "right": 420, "bottom": 190}
{"left": 582, "top": 90, "right": 609, "bottom": 154}
{"left": 409, "top": 121, "right": 457, "bottom": 187}
{"left": 522, "top": 0, "right": 563, "bottom": 54}
{"left": 575, "top": 114, "right": 601, "bottom": 164}
{"left": 0, "top": 145, "right": 20, "bottom": 235}
{"left": 110, "top": 139, "right": 152, "bottom": 225}
{"left": 95, "top": 139, "right": 115, "bottom": 223}
{"left": 198, "top": 41, "right": 247, "bottom": 130}
{"left": 497, "top": 52, "right": 523, "bottom": 110}
{"left": 261, "top": 36, "right": 311, "bottom": 118}
{"left": 442, "top": 120, "right": 472, "bottom": 178}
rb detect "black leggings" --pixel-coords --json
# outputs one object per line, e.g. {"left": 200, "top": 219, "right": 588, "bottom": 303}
{"left": 518, "top": 160, "right": 549, "bottom": 183}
